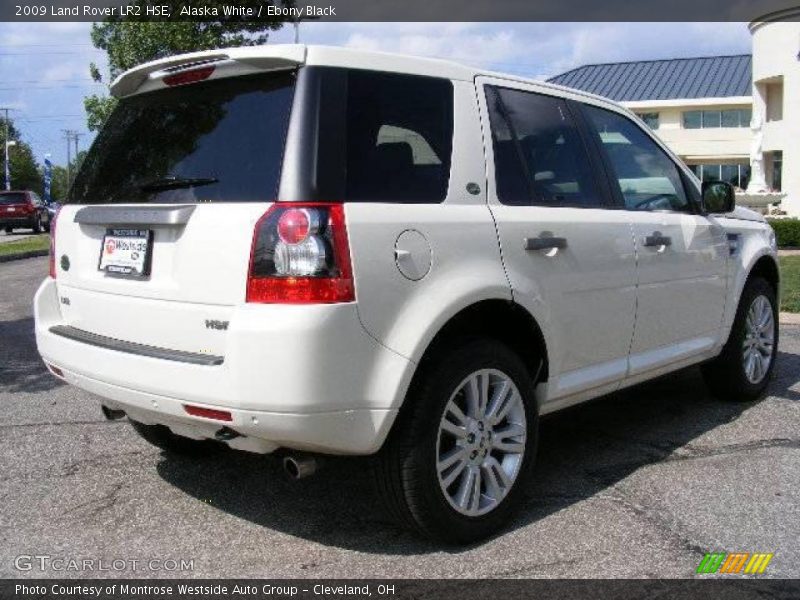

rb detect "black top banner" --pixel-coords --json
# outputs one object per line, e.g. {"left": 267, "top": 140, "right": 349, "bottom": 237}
{"left": 3, "top": 0, "right": 800, "bottom": 22}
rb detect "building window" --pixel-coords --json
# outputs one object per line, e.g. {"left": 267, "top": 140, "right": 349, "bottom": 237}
{"left": 772, "top": 151, "right": 782, "bottom": 191}
{"left": 683, "top": 111, "right": 702, "bottom": 129}
{"left": 635, "top": 112, "right": 659, "bottom": 130}
{"left": 686, "top": 163, "right": 751, "bottom": 190}
{"left": 683, "top": 109, "right": 751, "bottom": 129}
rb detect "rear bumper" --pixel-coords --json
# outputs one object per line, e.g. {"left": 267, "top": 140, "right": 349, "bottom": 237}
{"left": 34, "top": 278, "right": 412, "bottom": 454}
{"left": 0, "top": 216, "right": 34, "bottom": 227}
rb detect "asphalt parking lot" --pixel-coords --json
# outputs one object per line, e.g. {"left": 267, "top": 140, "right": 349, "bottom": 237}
{"left": 1, "top": 256, "right": 798, "bottom": 579}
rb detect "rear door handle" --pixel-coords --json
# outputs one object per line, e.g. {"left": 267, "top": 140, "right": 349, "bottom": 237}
{"left": 643, "top": 233, "right": 672, "bottom": 247}
{"left": 525, "top": 236, "right": 568, "bottom": 251}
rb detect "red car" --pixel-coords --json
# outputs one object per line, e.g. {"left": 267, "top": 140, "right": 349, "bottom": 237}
{"left": 0, "top": 190, "right": 51, "bottom": 234}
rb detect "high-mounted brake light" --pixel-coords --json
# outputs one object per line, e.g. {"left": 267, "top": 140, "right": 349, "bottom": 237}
{"left": 247, "top": 203, "right": 355, "bottom": 304}
{"left": 48, "top": 206, "right": 61, "bottom": 279}
{"left": 163, "top": 65, "right": 215, "bottom": 87}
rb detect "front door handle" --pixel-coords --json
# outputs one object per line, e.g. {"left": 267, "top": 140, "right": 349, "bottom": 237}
{"left": 643, "top": 232, "right": 672, "bottom": 248}
{"left": 525, "top": 236, "right": 568, "bottom": 251}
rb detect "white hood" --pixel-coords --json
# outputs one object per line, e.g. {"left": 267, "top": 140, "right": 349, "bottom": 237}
{"left": 726, "top": 206, "right": 767, "bottom": 223}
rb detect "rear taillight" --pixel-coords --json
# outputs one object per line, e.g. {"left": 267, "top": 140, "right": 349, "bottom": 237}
{"left": 24, "top": 203, "right": 36, "bottom": 214}
{"left": 49, "top": 206, "right": 61, "bottom": 279}
{"left": 247, "top": 203, "right": 355, "bottom": 304}
{"left": 163, "top": 65, "right": 215, "bottom": 87}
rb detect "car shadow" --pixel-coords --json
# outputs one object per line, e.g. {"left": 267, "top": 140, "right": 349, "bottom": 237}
{"left": 0, "top": 316, "right": 64, "bottom": 394}
{"left": 155, "top": 360, "right": 792, "bottom": 555}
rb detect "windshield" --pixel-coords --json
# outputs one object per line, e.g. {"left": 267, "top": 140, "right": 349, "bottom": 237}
{"left": 69, "top": 70, "right": 296, "bottom": 204}
{"left": 0, "top": 193, "right": 27, "bottom": 205}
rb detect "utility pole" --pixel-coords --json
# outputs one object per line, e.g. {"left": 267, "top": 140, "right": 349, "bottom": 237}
{"left": 2, "top": 108, "right": 12, "bottom": 191}
{"left": 73, "top": 131, "right": 83, "bottom": 173}
{"left": 63, "top": 129, "right": 75, "bottom": 187}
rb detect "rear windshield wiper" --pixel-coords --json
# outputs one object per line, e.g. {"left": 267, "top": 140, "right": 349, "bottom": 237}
{"left": 139, "top": 176, "right": 219, "bottom": 192}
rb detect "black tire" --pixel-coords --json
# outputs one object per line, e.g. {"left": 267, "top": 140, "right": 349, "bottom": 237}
{"left": 4, "top": 226, "right": 12, "bottom": 234}
{"left": 43, "top": 217, "right": 51, "bottom": 233}
{"left": 31, "top": 215, "right": 42, "bottom": 234}
{"left": 129, "top": 419, "right": 221, "bottom": 456}
{"left": 702, "top": 277, "right": 778, "bottom": 402}
{"left": 373, "top": 338, "right": 539, "bottom": 544}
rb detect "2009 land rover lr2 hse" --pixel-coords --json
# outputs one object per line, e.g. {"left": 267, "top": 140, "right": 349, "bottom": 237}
{"left": 35, "top": 45, "right": 780, "bottom": 543}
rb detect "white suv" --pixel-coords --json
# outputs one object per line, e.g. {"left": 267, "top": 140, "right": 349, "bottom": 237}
{"left": 34, "top": 45, "right": 780, "bottom": 543}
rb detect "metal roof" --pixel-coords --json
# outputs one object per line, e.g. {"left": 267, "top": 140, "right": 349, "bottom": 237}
{"left": 547, "top": 55, "right": 752, "bottom": 102}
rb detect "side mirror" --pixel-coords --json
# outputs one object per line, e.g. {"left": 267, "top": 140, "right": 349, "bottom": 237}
{"left": 701, "top": 181, "right": 735, "bottom": 213}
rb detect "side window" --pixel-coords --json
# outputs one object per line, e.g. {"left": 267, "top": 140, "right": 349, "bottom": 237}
{"left": 584, "top": 105, "right": 690, "bottom": 213}
{"left": 486, "top": 86, "right": 602, "bottom": 208}
{"left": 345, "top": 71, "right": 453, "bottom": 203}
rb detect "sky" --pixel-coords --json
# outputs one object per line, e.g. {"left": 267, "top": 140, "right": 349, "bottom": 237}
{"left": 0, "top": 21, "right": 753, "bottom": 169}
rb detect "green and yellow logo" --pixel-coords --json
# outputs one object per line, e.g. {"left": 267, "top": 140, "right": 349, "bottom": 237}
{"left": 696, "top": 552, "right": 774, "bottom": 575}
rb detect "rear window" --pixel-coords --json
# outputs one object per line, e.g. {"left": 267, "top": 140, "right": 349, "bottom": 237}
{"left": 69, "top": 71, "right": 295, "bottom": 204}
{"left": 0, "top": 193, "right": 27, "bottom": 205}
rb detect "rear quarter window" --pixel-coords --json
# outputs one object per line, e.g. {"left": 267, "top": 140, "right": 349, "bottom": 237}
{"left": 287, "top": 68, "right": 454, "bottom": 204}
{"left": 344, "top": 70, "right": 453, "bottom": 203}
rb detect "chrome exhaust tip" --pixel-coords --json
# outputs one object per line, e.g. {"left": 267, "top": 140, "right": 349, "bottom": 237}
{"left": 282, "top": 454, "right": 318, "bottom": 480}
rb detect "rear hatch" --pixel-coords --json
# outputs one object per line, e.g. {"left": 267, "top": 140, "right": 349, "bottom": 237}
{"left": 54, "top": 63, "right": 297, "bottom": 356}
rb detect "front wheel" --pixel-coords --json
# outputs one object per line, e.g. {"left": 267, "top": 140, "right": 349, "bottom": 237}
{"left": 702, "top": 277, "right": 778, "bottom": 402}
{"left": 373, "top": 339, "right": 539, "bottom": 543}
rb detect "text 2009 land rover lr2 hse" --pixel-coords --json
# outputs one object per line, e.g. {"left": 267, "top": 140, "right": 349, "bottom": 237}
{"left": 35, "top": 45, "right": 779, "bottom": 543}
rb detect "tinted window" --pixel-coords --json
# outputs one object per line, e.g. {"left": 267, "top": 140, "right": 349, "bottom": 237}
{"left": 0, "top": 192, "right": 27, "bottom": 205}
{"left": 69, "top": 72, "right": 295, "bottom": 204}
{"left": 486, "top": 86, "right": 601, "bottom": 208}
{"left": 584, "top": 105, "right": 690, "bottom": 212}
{"left": 344, "top": 71, "right": 452, "bottom": 203}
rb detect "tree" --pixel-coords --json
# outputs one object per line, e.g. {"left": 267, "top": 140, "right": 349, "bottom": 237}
{"left": 1, "top": 117, "right": 41, "bottom": 192}
{"left": 84, "top": 1, "right": 294, "bottom": 131}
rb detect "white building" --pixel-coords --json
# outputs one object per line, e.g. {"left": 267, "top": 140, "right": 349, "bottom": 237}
{"left": 749, "top": 9, "right": 799, "bottom": 215}
{"left": 549, "top": 11, "right": 799, "bottom": 215}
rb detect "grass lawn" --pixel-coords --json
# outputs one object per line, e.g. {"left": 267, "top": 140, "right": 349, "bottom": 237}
{"left": 780, "top": 255, "right": 800, "bottom": 313}
{"left": 0, "top": 235, "right": 49, "bottom": 258}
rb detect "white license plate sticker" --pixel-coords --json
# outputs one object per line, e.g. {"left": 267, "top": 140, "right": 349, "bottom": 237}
{"left": 98, "top": 229, "right": 152, "bottom": 277}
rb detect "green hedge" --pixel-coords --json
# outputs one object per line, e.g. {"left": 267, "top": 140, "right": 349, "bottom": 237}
{"left": 767, "top": 219, "right": 800, "bottom": 248}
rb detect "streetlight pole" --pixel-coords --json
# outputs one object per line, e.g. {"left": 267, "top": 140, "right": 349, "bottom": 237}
{"left": 5, "top": 140, "right": 16, "bottom": 191}
{"left": 2, "top": 107, "right": 11, "bottom": 191}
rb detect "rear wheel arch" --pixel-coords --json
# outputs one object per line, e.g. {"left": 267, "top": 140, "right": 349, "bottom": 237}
{"left": 406, "top": 300, "right": 549, "bottom": 405}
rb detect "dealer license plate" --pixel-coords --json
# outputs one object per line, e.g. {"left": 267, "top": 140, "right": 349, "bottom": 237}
{"left": 98, "top": 229, "right": 153, "bottom": 277}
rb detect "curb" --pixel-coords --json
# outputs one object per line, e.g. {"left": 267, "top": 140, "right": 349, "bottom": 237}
{"left": 0, "top": 249, "right": 49, "bottom": 264}
{"left": 780, "top": 312, "right": 800, "bottom": 325}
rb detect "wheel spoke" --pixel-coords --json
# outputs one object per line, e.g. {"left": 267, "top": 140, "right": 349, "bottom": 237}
{"left": 465, "top": 376, "right": 481, "bottom": 419}
{"left": 440, "top": 455, "right": 469, "bottom": 489}
{"left": 455, "top": 467, "right": 478, "bottom": 510}
{"left": 440, "top": 416, "right": 467, "bottom": 440}
{"left": 438, "top": 446, "right": 467, "bottom": 472}
{"left": 494, "top": 423, "right": 525, "bottom": 454}
{"left": 486, "top": 381, "right": 519, "bottom": 424}
{"left": 481, "top": 456, "right": 511, "bottom": 501}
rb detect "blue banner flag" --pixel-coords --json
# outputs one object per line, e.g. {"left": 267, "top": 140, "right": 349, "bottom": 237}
{"left": 44, "top": 155, "right": 52, "bottom": 203}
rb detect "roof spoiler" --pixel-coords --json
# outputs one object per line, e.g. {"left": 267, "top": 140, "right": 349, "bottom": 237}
{"left": 110, "top": 44, "right": 306, "bottom": 98}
